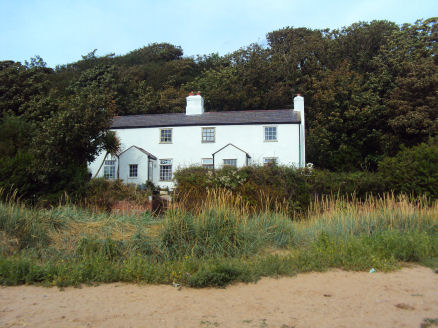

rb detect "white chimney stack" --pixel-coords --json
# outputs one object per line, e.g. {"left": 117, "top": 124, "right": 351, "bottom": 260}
{"left": 186, "top": 91, "right": 204, "bottom": 115}
{"left": 294, "top": 93, "right": 305, "bottom": 168}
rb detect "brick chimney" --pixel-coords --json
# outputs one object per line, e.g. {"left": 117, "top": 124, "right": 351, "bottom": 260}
{"left": 186, "top": 91, "right": 204, "bottom": 115}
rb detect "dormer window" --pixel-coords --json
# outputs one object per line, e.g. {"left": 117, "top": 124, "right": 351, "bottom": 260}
{"left": 160, "top": 128, "right": 172, "bottom": 143}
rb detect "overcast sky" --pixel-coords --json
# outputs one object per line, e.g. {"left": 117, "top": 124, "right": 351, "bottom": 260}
{"left": 1, "top": 0, "right": 437, "bottom": 67}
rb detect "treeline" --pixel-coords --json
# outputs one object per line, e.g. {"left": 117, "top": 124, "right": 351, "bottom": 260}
{"left": 0, "top": 18, "right": 437, "bottom": 200}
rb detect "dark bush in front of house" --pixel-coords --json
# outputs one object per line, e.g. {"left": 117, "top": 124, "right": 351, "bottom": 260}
{"left": 174, "top": 165, "right": 387, "bottom": 215}
{"left": 308, "top": 170, "right": 386, "bottom": 198}
{"left": 378, "top": 138, "right": 438, "bottom": 199}
{"left": 82, "top": 178, "right": 159, "bottom": 212}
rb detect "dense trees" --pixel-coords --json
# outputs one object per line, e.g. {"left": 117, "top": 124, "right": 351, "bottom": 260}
{"left": 0, "top": 18, "right": 437, "bottom": 199}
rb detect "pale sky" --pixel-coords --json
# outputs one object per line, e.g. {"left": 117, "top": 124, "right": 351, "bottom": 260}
{"left": 1, "top": 0, "right": 437, "bottom": 67}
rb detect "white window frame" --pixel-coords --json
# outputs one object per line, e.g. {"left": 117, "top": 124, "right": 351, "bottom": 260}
{"left": 160, "top": 128, "right": 172, "bottom": 143}
{"left": 159, "top": 159, "right": 173, "bottom": 181}
{"left": 201, "top": 127, "right": 215, "bottom": 143}
{"left": 223, "top": 159, "right": 237, "bottom": 167}
{"left": 202, "top": 158, "right": 214, "bottom": 169}
{"left": 263, "top": 157, "right": 278, "bottom": 166}
{"left": 104, "top": 160, "right": 116, "bottom": 179}
{"left": 129, "top": 164, "right": 138, "bottom": 178}
{"left": 264, "top": 126, "right": 278, "bottom": 142}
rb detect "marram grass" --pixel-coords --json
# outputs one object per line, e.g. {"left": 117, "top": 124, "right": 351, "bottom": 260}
{"left": 0, "top": 190, "right": 437, "bottom": 287}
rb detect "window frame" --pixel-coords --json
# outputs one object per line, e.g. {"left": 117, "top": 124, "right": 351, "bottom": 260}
{"left": 263, "top": 126, "right": 278, "bottom": 142}
{"left": 202, "top": 158, "right": 214, "bottom": 170}
{"left": 104, "top": 160, "right": 116, "bottom": 179}
{"left": 129, "top": 164, "right": 138, "bottom": 178}
{"left": 223, "top": 159, "right": 237, "bottom": 167}
{"left": 159, "top": 159, "right": 173, "bottom": 181}
{"left": 263, "top": 157, "right": 278, "bottom": 166}
{"left": 201, "top": 127, "right": 216, "bottom": 143}
{"left": 159, "top": 128, "right": 173, "bottom": 144}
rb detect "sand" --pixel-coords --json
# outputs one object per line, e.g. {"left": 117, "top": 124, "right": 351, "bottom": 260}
{"left": 1, "top": 266, "right": 437, "bottom": 328}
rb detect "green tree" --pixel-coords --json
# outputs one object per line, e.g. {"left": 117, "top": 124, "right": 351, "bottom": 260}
{"left": 307, "top": 62, "right": 382, "bottom": 170}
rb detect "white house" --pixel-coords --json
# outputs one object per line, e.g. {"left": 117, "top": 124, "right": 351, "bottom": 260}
{"left": 88, "top": 93, "right": 305, "bottom": 189}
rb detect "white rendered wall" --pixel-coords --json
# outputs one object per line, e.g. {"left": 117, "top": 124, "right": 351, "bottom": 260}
{"left": 213, "top": 145, "right": 248, "bottom": 169}
{"left": 89, "top": 123, "right": 300, "bottom": 188}
{"left": 89, "top": 153, "right": 118, "bottom": 179}
{"left": 118, "top": 147, "right": 149, "bottom": 184}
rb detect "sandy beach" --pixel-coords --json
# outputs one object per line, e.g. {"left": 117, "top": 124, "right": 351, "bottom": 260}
{"left": 1, "top": 266, "right": 437, "bottom": 328}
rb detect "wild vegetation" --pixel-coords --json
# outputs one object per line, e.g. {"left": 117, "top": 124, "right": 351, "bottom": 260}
{"left": 0, "top": 18, "right": 437, "bottom": 200}
{"left": 174, "top": 137, "right": 438, "bottom": 215}
{"left": 0, "top": 17, "right": 437, "bottom": 287}
{"left": 0, "top": 190, "right": 436, "bottom": 287}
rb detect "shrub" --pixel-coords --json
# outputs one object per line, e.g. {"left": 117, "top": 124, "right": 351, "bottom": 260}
{"left": 174, "top": 165, "right": 388, "bottom": 215}
{"left": 308, "top": 170, "right": 386, "bottom": 198}
{"left": 188, "top": 262, "right": 244, "bottom": 287}
{"left": 82, "top": 178, "right": 156, "bottom": 212}
{"left": 378, "top": 138, "right": 438, "bottom": 198}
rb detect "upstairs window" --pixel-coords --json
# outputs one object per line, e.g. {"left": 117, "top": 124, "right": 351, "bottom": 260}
{"left": 223, "top": 159, "right": 237, "bottom": 167}
{"left": 202, "top": 127, "right": 215, "bottom": 143}
{"left": 104, "top": 160, "right": 116, "bottom": 179}
{"left": 202, "top": 158, "right": 214, "bottom": 169}
{"left": 264, "top": 126, "right": 277, "bottom": 141}
{"left": 129, "top": 164, "right": 138, "bottom": 178}
{"left": 160, "top": 159, "right": 173, "bottom": 181}
{"left": 160, "top": 128, "right": 172, "bottom": 143}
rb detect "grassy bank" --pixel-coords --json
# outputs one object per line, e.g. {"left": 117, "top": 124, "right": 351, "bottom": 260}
{"left": 0, "top": 191, "right": 437, "bottom": 287}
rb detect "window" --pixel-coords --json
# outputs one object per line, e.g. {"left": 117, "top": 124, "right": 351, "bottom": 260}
{"left": 160, "top": 159, "right": 172, "bottom": 181}
{"left": 129, "top": 164, "right": 138, "bottom": 178}
{"left": 223, "top": 159, "right": 237, "bottom": 167}
{"left": 202, "top": 158, "right": 214, "bottom": 169}
{"left": 263, "top": 157, "right": 278, "bottom": 166}
{"left": 160, "top": 128, "right": 172, "bottom": 143}
{"left": 264, "top": 126, "right": 277, "bottom": 141}
{"left": 202, "top": 127, "right": 215, "bottom": 143}
{"left": 104, "top": 160, "right": 116, "bottom": 179}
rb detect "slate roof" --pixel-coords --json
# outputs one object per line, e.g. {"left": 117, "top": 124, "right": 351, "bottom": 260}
{"left": 111, "top": 109, "right": 300, "bottom": 129}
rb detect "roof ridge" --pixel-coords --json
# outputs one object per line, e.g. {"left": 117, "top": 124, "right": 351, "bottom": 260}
{"left": 113, "top": 108, "right": 293, "bottom": 118}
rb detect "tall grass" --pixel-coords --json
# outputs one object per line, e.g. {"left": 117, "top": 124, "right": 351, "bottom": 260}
{"left": 0, "top": 189, "right": 437, "bottom": 287}
{"left": 301, "top": 193, "right": 437, "bottom": 240}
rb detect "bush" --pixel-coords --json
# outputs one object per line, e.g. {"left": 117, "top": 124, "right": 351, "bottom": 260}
{"left": 174, "top": 165, "right": 387, "bottom": 215}
{"left": 378, "top": 138, "right": 438, "bottom": 198}
{"left": 82, "top": 178, "right": 156, "bottom": 211}
{"left": 188, "top": 262, "right": 244, "bottom": 287}
{"left": 308, "top": 170, "right": 386, "bottom": 198}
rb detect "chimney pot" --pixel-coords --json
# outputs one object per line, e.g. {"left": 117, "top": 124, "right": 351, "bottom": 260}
{"left": 189, "top": 91, "right": 194, "bottom": 96}
{"left": 197, "top": 91, "right": 201, "bottom": 95}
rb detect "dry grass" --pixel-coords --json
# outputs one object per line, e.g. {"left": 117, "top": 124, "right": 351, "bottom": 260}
{"left": 296, "top": 193, "right": 438, "bottom": 239}
{"left": 173, "top": 188, "right": 289, "bottom": 217}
